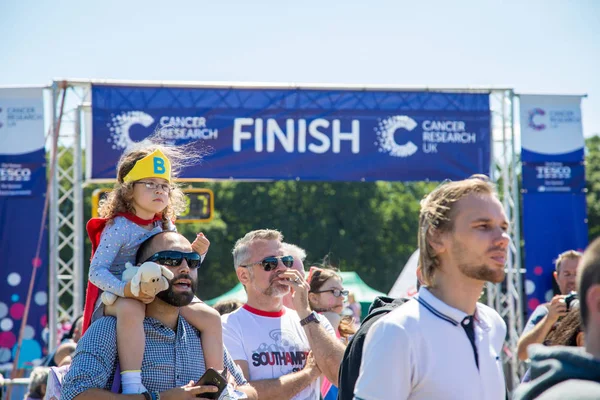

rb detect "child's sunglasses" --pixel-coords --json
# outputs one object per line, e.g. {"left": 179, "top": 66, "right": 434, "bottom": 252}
{"left": 144, "top": 251, "right": 202, "bottom": 269}
{"left": 240, "top": 255, "right": 294, "bottom": 271}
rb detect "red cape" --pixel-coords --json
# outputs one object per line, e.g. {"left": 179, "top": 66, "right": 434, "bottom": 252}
{"left": 82, "top": 213, "right": 162, "bottom": 334}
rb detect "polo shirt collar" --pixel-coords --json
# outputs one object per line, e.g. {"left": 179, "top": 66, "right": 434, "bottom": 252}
{"left": 417, "top": 287, "right": 465, "bottom": 326}
{"left": 417, "top": 287, "right": 491, "bottom": 331}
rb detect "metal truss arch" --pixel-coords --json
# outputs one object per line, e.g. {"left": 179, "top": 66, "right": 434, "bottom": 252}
{"left": 48, "top": 80, "right": 525, "bottom": 391}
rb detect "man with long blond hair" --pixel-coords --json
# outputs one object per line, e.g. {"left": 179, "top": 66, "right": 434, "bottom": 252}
{"left": 354, "top": 175, "right": 509, "bottom": 400}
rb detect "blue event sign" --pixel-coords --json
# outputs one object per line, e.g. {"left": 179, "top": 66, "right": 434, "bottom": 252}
{"left": 519, "top": 95, "right": 588, "bottom": 314}
{"left": 91, "top": 85, "right": 491, "bottom": 182}
{"left": 522, "top": 162, "right": 586, "bottom": 193}
{"left": 0, "top": 87, "right": 48, "bottom": 368}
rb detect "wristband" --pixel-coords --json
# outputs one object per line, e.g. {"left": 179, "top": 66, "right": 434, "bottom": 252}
{"left": 300, "top": 311, "right": 320, "bottom": 326}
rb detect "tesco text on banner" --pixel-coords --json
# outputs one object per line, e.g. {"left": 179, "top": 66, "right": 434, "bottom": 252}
{"left": 90, "top": 85, "right": 492, "bottom": 182}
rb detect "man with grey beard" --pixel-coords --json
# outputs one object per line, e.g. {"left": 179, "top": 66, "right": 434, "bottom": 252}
{"left": 61, "top": 231, "right": 257, "bottom": 400}
{"left": 222, "top": 229, "right": 344, "bottom": 400}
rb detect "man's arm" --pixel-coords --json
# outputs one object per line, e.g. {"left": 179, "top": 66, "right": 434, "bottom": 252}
{"left": 284, "top": 270, "right": 345, "bottom": 385}
{"left": 61, "top": 319, "right": 118, "bottom": 400}
{"left": 233, "top": 356, "right": 320, "bottom": 400}
{"left": 517, "top": 297, "right": 566, "bottom": 361}
{"left": 298, "top": 311, "right": 345, "bottom": 385}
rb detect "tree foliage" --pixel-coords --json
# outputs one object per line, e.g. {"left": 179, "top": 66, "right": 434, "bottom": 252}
{"left": 586, "top": 135, "right": 600, "bottom": 240}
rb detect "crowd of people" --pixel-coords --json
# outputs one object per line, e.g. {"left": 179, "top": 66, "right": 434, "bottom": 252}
{"left": 21, "top": 141, "right": 600, "bottom": 399}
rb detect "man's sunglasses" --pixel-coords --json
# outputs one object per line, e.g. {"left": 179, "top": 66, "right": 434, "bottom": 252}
{"left": 312, "top": 289, "right": 349, "bottom": 298}
{"left": 144, "top": 251, "right": 202, "bottom": 269}
{"left": 240, "top": 255, "right": 294, "bottom": 272}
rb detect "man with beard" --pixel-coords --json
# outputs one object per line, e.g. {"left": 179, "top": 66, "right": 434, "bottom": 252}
{"left": 61, "top": 231, "right": 257, "bottom": 400}
{"left": 354, "top": 175, "right": 509, "bottom": 400}
{"left": 517, "top": 250, "right": 582, "bottom": 361}
{"left": 222, "top": 229, "right": 345, "bottom": 400}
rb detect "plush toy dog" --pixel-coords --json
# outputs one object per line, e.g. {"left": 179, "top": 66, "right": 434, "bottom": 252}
{"left": 101, "top": 262, "right": 174, "bottom": 306}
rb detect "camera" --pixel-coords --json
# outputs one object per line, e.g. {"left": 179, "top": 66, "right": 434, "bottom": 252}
{"left": 564, "top": 291, "right": 579, "bottom": 311}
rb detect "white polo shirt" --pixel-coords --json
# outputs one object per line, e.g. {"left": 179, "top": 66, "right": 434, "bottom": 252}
{"left": 354, "top": 287, "right": 506, "bottom": 400}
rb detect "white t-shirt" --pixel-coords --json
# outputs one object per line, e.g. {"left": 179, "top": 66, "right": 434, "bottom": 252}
{"left": 354, "top": 287, "right": 507, "bottom": 400}
{"left": 222, "top": 304, "right": 335, "bottom": 400}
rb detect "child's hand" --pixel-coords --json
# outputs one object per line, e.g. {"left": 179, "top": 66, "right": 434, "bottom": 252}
{"left": 124, "top": 281, "right": 154, "bottom": 304}
{"left": 191, "top": 232, "right": 210, "bottom": 256}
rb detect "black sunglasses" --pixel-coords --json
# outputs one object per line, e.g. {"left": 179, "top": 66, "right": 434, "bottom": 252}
{"left": 240, "top": 255, "right": 294, "bottom": 272}
{"left": 144, "top": 251, "right": 202, "bottom": 269}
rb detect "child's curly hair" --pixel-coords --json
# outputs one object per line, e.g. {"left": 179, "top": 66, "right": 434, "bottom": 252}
{"left": 97, "top": 139, "right": 201, "bottom": 229}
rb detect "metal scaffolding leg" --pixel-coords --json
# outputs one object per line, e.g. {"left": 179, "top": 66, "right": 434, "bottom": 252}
{"left": 48, "top": 81, "right": 87, "bottom": 351}
{"left": 488, "top": 90, "right": 525, "bottom": 392}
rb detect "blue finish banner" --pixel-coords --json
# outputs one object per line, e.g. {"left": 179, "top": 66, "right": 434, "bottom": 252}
{"left": 90, "top": 85, "right": 491, "bottom": 182}
{"left": 0, "top": 88, "right": 48, "bottom": 369}
{"left": 520, "top": 95, "right": 588, "bottom": 314}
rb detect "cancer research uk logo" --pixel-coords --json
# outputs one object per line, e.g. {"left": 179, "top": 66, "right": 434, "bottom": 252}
{"left": 375, "top": 116, "right": 419, "bottom": 158}
{"left": 107, "top": 111, "right": 218, "bottom": 150}
{"left": 375, "top": 115, "right": 478, "bottom": 158}
{"left": 528, "top": 108, "right": 546, "bottom": 131}
{"left": 527, "top": 107, "right": 581, "bottom": 132}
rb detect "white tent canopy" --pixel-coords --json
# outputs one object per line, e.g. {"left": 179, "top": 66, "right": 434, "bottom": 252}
{"left": 388, "top": 249, "right": 419, "bottom": 298}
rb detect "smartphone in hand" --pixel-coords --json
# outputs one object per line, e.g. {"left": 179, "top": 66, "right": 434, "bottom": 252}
{"left": 195, "top": 367, "right": 227, "bottom": 399}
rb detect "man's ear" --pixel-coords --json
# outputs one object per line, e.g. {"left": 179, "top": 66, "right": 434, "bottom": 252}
{"left": 308, "top": 292, "right": 318, "bottom": 306}
{"left": 236, "top": 266, "right": 251, "bottom": 286}
{"left": 553, "top": 271, "right": 559, "bottom": 283}
{"left": 427, "top": 228, "right": 446, "bottom": 255}
{"left": 585, "top": 284, "right": 600, "bottom": 329}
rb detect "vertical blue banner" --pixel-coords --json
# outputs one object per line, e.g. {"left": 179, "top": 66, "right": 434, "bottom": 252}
{"left": 520, "top": 95, "right": 587, "bottom": 314}
{"left": 0, "top": 88, "right": 48, "bottom": 369}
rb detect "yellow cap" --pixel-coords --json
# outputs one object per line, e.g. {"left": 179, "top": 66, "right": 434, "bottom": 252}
{"left": 123, "top": 149, "right": 172, "bottom": 183}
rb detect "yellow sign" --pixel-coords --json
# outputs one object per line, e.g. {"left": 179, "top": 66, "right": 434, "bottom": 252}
{"left": 91, "top": 188, "right": 214, "bottom": 223}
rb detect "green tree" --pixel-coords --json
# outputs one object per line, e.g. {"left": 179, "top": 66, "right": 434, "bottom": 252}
{"left": 586, "top": 135, "right": 600, "bottom": 240}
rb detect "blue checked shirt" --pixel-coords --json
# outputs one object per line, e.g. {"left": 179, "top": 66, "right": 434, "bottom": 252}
{"left": 61, "top": 316, "right": 247, "bottom": 400}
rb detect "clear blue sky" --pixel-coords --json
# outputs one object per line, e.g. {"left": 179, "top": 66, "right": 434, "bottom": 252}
{"left": 1, "top": 0, "right": 599, "bottom": 136}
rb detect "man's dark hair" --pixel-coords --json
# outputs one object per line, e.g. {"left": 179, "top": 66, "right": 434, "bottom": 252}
{"left": 577, "top": 237, "right": 600, "bottom": 330}
{"left": 135, "top": 231, "right": 171, "bottom": 264}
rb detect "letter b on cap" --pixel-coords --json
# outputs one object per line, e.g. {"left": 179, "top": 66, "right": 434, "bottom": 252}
{"left": 154, "top": 157, "right": 166, "bottom": 175}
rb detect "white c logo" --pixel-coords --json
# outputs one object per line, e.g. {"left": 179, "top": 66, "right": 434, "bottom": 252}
{"left": 108, "top": 111, "right": 155, "bottom": 150}
{"left": 375, "top": 116, "right": 419, "bottom": 158}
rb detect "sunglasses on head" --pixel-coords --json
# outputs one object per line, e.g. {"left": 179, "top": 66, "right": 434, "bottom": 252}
{"left": 240, "top": 255, "right": 294, "bottom": 271}
{"left": 144, "top": 251, "right": 202, "bottom": 269}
